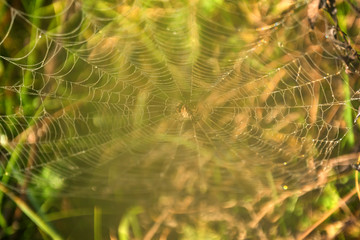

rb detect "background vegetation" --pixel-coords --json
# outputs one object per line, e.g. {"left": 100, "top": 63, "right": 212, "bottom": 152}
{"left": 0, "top": 0, "right": 360, "bottom": 239}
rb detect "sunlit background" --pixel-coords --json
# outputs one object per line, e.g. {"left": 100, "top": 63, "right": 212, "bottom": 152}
{"left": 0, "top": 0, "right": 360, "bottom": 239}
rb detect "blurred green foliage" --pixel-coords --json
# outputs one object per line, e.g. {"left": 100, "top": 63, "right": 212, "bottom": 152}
{"left": 0, "top": 0, "right": 359, "bottom": 239}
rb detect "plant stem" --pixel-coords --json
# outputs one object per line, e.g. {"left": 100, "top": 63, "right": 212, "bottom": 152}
{"left": 94, "top": 206, "right": 102, "bottom": 240}
{"left": 356, "top": 167, "right": 360, "bottom": 201}
{"left": 297, "top": 187, "right": 357, "bottom": 240}
{"left": 0, "top": 183, "right": 62, "bottom": 240}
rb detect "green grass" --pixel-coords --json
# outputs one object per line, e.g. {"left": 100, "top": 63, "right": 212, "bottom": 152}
{"left": 0, "top": 0, "right": 359, "bottom": 239}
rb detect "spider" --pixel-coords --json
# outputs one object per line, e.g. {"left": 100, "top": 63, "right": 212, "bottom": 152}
{"left": 179, "top": 105, "right": 191, "bottom": 119}
{"left": 176, "top": 103, "right": 193, "bottom": 121}
{"left": 175, "top": 102, "right": 200, "bottom": 122}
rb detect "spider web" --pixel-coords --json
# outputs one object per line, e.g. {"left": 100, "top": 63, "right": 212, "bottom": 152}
{"left": 0, "top": 0, "right": 359, "bottom": 203}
